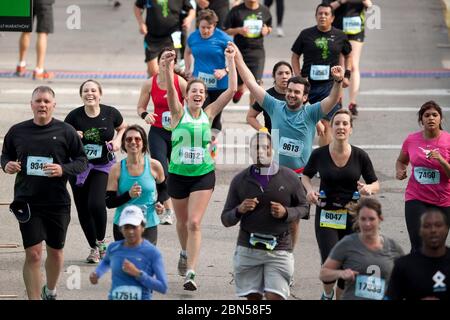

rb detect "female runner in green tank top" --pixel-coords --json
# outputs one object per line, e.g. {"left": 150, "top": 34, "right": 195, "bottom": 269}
{"left": 162, "top": 43, "right": 237, "bottom": 291}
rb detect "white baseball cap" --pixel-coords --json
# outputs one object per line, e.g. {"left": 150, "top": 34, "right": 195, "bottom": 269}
{"left": 119, "top": 205, "right": 146, "bottom": 227}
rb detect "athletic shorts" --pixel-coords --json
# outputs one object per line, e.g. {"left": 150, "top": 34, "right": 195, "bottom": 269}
{"left": 19, "top": 204, "right": 71, "bottom": 249}
{"left": 308, "top": 81, "right": 342, "bottom": 121}
{"left": 33, "top": 2, "right": 54, "bottom": 33}
{"left": 168, "top": 171, "right": 215, "bottom": 199}
{"left": 233, "top": 245, "right": 294, "bottom": 300}
{"left": 347, "top": 31, "right": 365, "bottom": 42}
{"left": 238, "top": 51, "right": 265, "bottom": 85}
{"left": 144, "top": 36, "right": 175, "bottom": 62}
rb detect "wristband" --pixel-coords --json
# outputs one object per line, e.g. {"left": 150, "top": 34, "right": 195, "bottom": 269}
{"left": 334, "top": 78, "right": 343, "bottom": 83}
{"left": 140, "top": 111, "right": 149, "bottom": 120}
{"left": 344, "top": 69, "right": 351, "bottom": 79}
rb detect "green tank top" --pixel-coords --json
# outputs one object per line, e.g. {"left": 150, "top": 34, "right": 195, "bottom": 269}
{"left": 169, "top": 106, "right": 215, "bottom": 176}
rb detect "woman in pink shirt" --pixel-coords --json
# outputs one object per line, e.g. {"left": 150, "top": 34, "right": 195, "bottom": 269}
{"left": 396, "top": 101, "right": 450, "bottom": 252}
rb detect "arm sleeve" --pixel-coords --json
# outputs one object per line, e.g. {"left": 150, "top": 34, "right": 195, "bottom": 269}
{"left": 251, "top": 101, "right": 264, "bottom": 112}
{"left": 137, "top": 249, "right": 168, "bottom": 294}
{"left": 328, "top": 236, "right": 349, "bottom": 262}
{"left": 1, "top": 129, "right": 17, "bottom": 172}
{"left": 360, "top": 149, "right": 378, "bottom": 184}
{"left": 261, "top": 93, "right": 279, "bottom": 118}
{"left": 341, "top": 36, "right": 352, "bottom": 56}
{"left": 94, "top": 247, "right": 111, "bottom": 278}
{"left": 306, "top": 102, "right": 325, "bottom": 124}
{"left": 284, "top": 173, "right": 310, "bottom": 222}
{"left": 385, "top": 260, "right": 404, "bottom": 300}
{"left": 111, "top": 107, "right": 124, "bottom": 128}
{"left": 135, "top": 0, "right": 145, "bottom": 9}
{"left": 156, "top": 179, "right": 169, "bottom": 203}
{"left": 61, "top": 125, "right": 88, "bottom": 176}
{"left": 221, "top": 175, "right": 243, "bottom": 227}
{"left": 303, "top": 148, "right": 319, "bottom": 178}
{"left": 291, "top": 31, "right": 304, "bottom": 56}
{"left": 105, "top": 190, "right": 132, "bottom": 209}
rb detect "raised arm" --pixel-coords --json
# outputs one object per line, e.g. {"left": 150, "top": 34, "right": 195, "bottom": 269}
{"left": 320, "top": 66, "right": 344, "bottom": 115}
{"left": 162, "top": 50, "right": 184, "bottom": 126}
{"left": 205, "top": 42, "right": 238, "bottom": 120}
{"left": 229, "top": 42, "right": 266, "bottom": 106}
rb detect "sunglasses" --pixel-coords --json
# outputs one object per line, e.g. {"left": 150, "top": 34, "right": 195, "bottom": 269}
{"left": 125, "top": 136, "right": 142, "bottom": 143}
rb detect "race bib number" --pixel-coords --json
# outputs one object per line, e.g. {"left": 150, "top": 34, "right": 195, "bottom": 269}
{"left": 198, "top": 72, "right": 217, "bottom": 89}
{"left": 320, "top": 209, "right": 347, "bottom": 229}
{"left": 180, "top": 147, "right": 204, "bottom": 164}
{"left": 171, "top": 31, "right": 182, "bottom": 49}
{"left": 162, "top": 111, "right": 172, "bottom": 130}
{"left": 310, "top": 65, "right": 330, "bottom": 81}
{"left": 26, "top": 156, "right": 53, "bottom": 176}
{"left": 355, "top": 275, "right": 385, "bottom": 300}
{"left": 84, "top": 144, "right": 103, "bottom": 160}
{"left": 343, "top": 16, "right": 362, "bottom": 35}
{"left": 414, "top": 167, "right": 440, "bottom": 185}
{"left": 243, "top": 19, "right": 263, "bottom": 38}
{"left": 111, "top": 285, "right": 142, "bottom": 300}
{"left": 279, "top": 137, "right": 302, "bottom": 157}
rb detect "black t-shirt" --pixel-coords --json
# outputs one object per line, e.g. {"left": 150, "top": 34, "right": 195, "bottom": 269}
{"left": 64, "top": 104, "right": 123, "bottom": 165}
{"left": 291, "top": 26, "right": 351, "bottom": 83}
{"left": 224, "top": 3, "right": 272, "bottom": 53}
{"left": 386, "top": 249, "right": 450, "bottom": 300}
{"left": 323, "top": 0, "right": 365, "bottom": 31}
{"left": 1, "top": 119, "right": 88, "bottom": 206}
{"left": 251, "top": 87, "right": 285, "bottom": 133}
{"left": 303, "top": 145, "right": 377, "bottom": 203}
{"left": 135, "top": 0, "right": 193, "bottom": 38}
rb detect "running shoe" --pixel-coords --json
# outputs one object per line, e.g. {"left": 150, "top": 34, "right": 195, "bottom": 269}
{"left": 178, "top": 253, "right": 188, "bottom": 276}
{"left": 15, "top": 65, "right": 26, "bottom": 77}
{"left": 33, "top": 70, "right": 54, "bottom": 80}
{"left": 41, "top": 285, "right": 57, "bottom": 300}
{"left": 183, "top": 270, "right": 197, "bottom": 291}
{"left": 320, "top": 289, "right": 334, "bottom": 300}
{"left": 96, "top": 239, "right": 107, "bottom": 260}
{"left": 232, "top": 90, "right": 244, "bottom": 103}
{"left": 276, "top": 27, "right": 285, "bottom": 37}
{"left": 348, "top": 103, "right": 358, "bottom": 116}
{"left": 86, "top": 247, "right": 100, "bottom": 264}
{"left": 160, "top": 209, "right": 174, "bottom": 225}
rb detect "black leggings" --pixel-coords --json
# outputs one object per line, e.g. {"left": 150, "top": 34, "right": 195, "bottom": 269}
{"left": 405, "top": 200, "right": 450, "bottom": 253}
{"left": 203, "top": 89, "right": 226, "bottom": 131}
{"left": 113, "top": 224, "right": 158, "bottom": 246}
{"left": 315, "top": 205, "right": 353, "bottom": 290}
{"left": 70, "top": 170, "right": 108, "bottom": 248}
{"left": 148, "top": 126, "right": 172, "bottom": 177}
{"left": 264, "top": 0, "right": 284, "bottom": 26}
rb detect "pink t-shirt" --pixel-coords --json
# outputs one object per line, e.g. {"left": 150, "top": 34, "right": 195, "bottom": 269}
{"left": 402, "top": 130, "right": 450, "bottom": 206}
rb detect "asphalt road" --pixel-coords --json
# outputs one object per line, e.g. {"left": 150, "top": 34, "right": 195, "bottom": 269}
{"left": 0, "top": 0, "right": 449, "bottom": 301}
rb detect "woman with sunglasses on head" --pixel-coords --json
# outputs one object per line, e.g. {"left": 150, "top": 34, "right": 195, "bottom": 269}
{"left": 163, "top": 42, "right": 237, "bottom": 291}
{"left": 396, "top": 101, "right": 450, "bottom": 253}
{"left": 137, "top": 47, "right": 187, "bottom": 226}
{"left": 105, "top": 125, "right": 167, "bottom": 246}
{"left": 65, "top": 79, "right": 127, "bottom": 264}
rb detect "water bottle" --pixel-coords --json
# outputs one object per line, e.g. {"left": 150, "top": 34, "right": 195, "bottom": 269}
{"left": 352, "top": 191, "right": 360, "bottom": 202}
{"left": 319, "top": 190, "right": 327, "bottom": 208}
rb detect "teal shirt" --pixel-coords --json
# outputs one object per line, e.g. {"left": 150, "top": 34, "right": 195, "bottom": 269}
{"left": 114, "top": 157, "right": 160, "bottom": 228}
{"left": 261, "top": 93, "right": 323, "bottom": 171}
